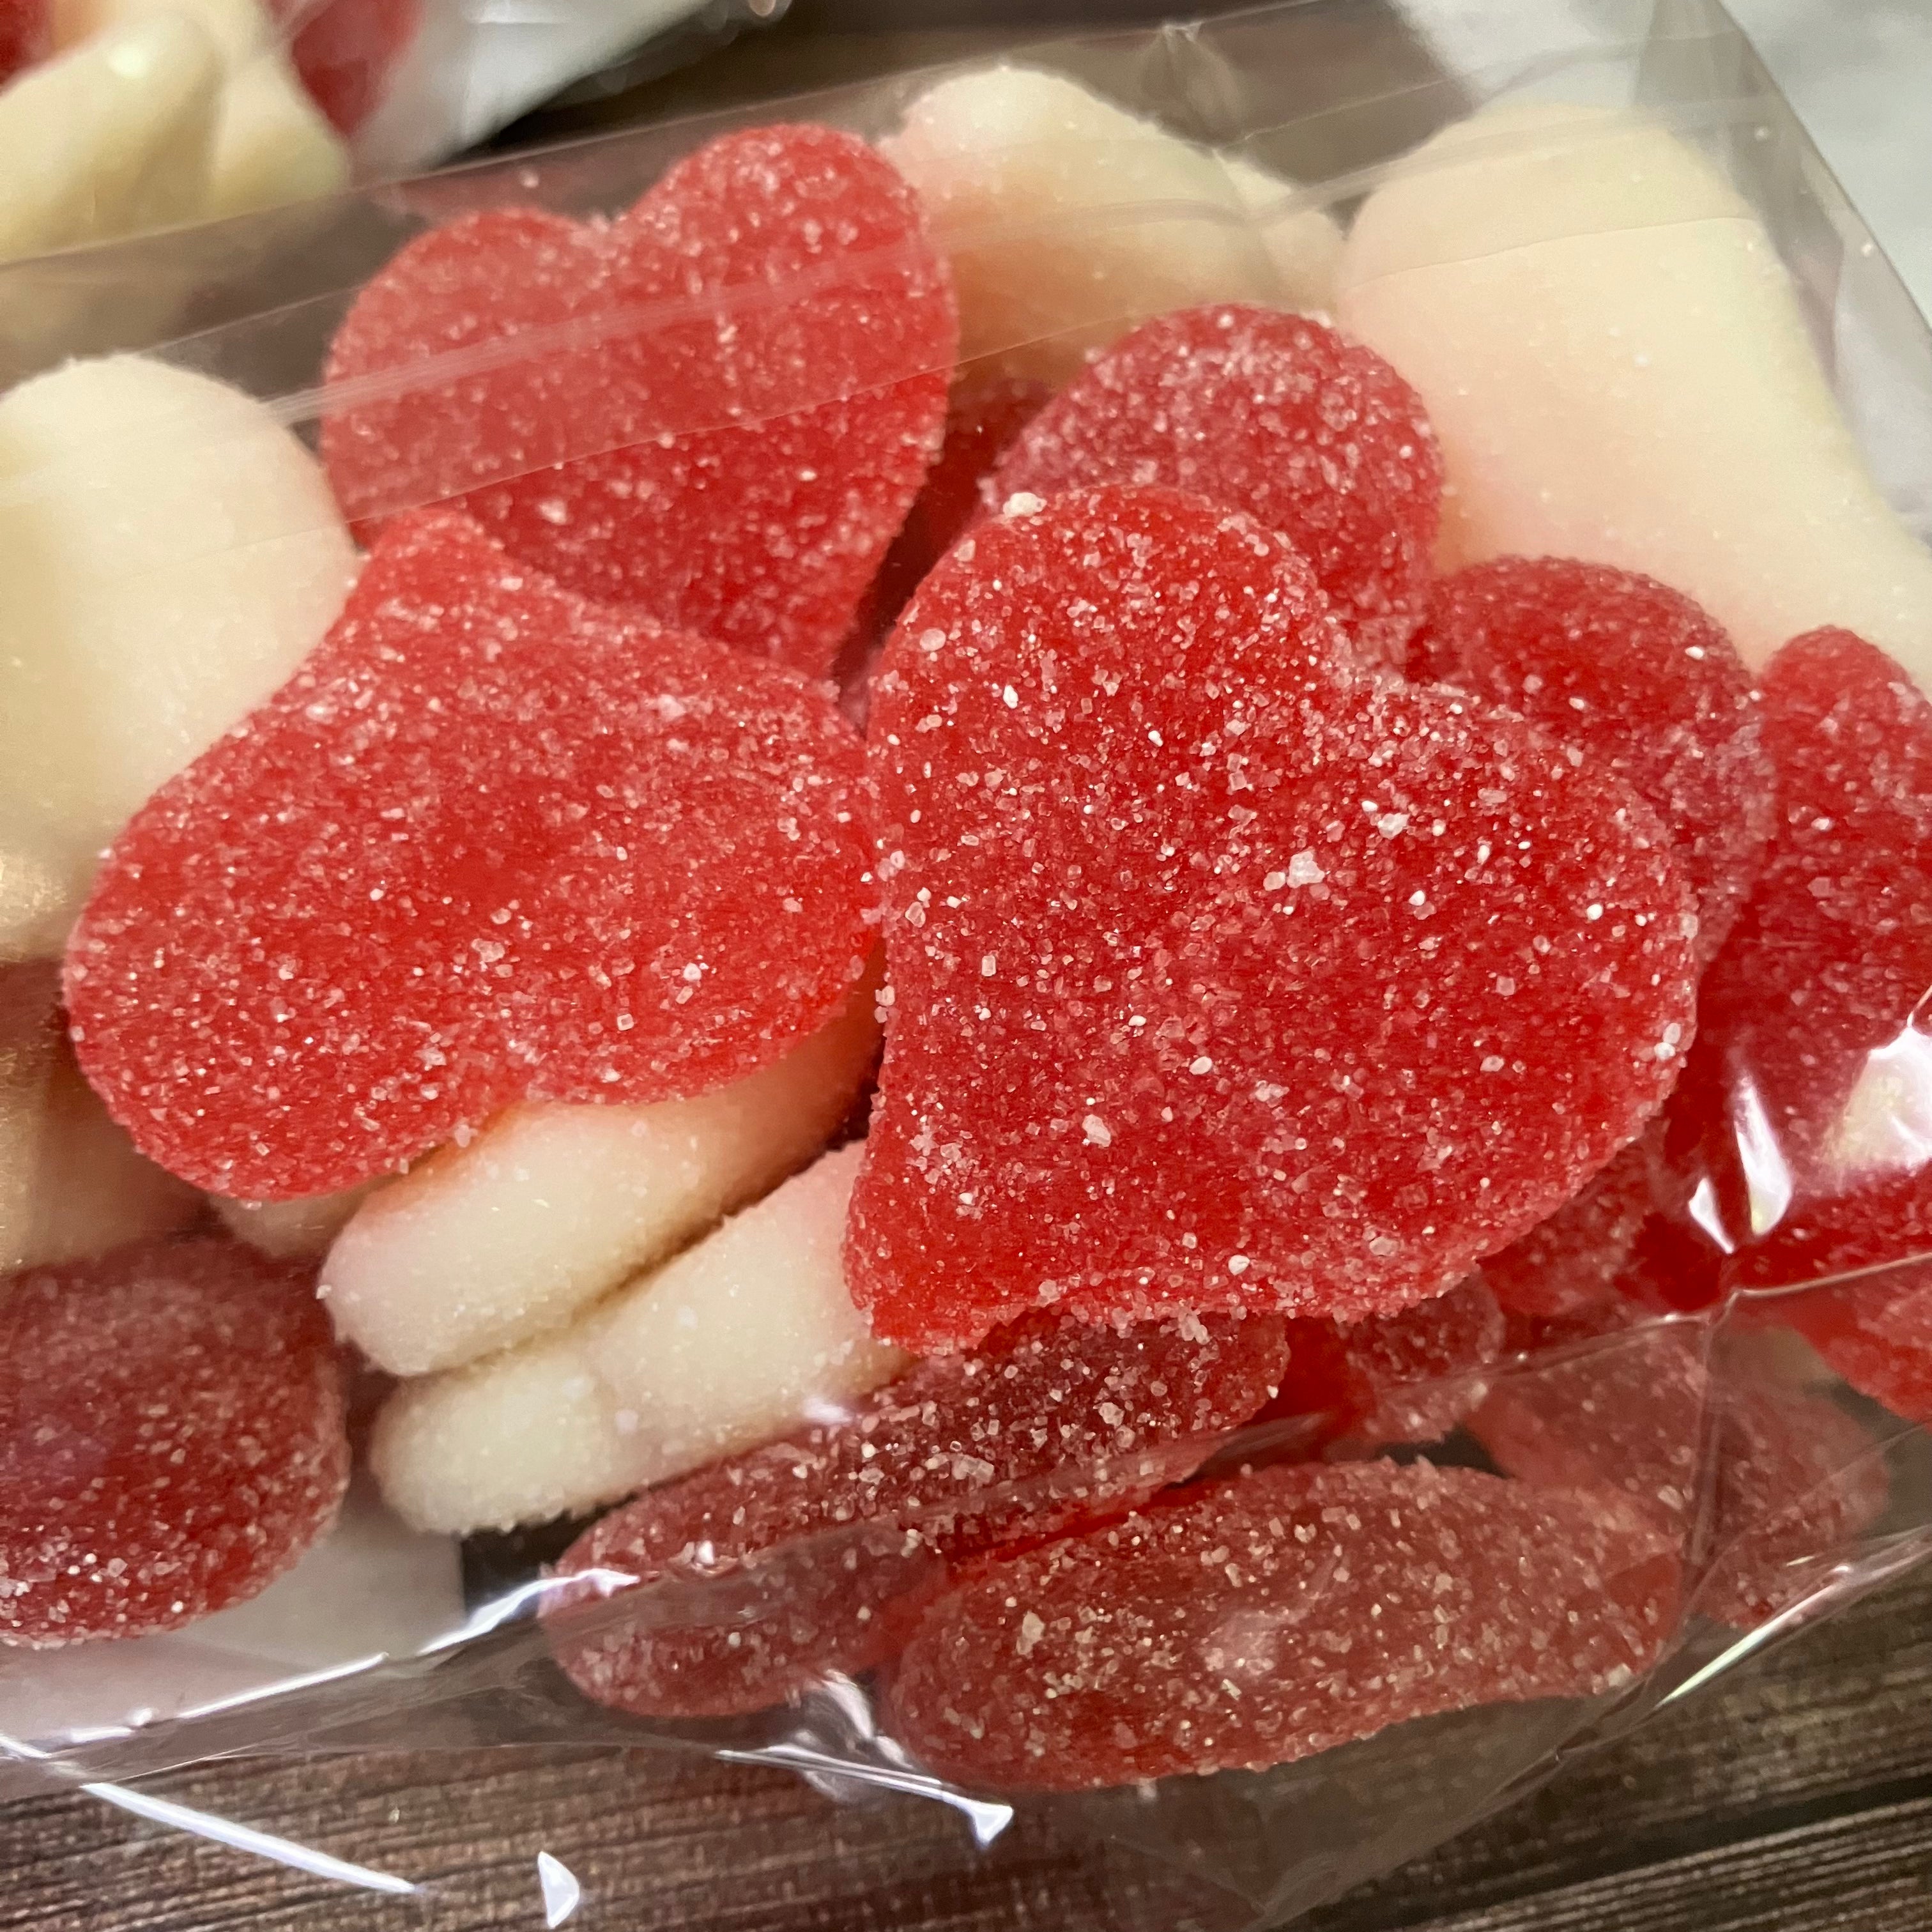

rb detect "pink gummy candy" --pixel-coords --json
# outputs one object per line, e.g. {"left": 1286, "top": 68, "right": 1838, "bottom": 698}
{"left": 985, "top": 305, "right": 1442, "bottom": 664}
{"left": 1261, "top": 1275, "right": 1505, "bottom": 1446}
{"left": 545, "top": 1310, "right": 1287, "bottom": 1718}
{"left": 323, "top": 125, "right": 958, "bottom": 678}
{"left": 0, "top": 1238, "right": 349, "bottom": 1646}
{"left": 1470, "top": 1324, "right": 1887, "bottom": 1627}
{"left": 1413, "top": 559, "right": 1771, "bottom": 962}
{"left": 850, "top": 484, "right": 1699, "bottom": 1352}
{"left": 0, "top": 0, "right": 46, "bottom": 84}
{"left": 1677, "top": 628, "right": 1932, "bottom": 1285}
{"left": 66, "top": 511, "right": 874, "bottom": 1200}
{"left": 1480, "top": 1126, "right": 1659, "bottom": 1322}
{"left": 887, "top": 1459, "right": 1680, "bottom": 1789}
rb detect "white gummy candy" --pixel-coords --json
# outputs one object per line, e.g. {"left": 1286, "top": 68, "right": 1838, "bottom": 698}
{"left": 881, "top": 66, "right": 1339, "bottom": 383}
{"left": 0, "top": 354, "right": 356, "bottom": 954}
{"left": 322, "top": 978, "right": 880, "bottom": 1376}
{"left": 370, "top": 1144, "right": 907, "bottom": 1535}
{"left": 0, "top": 13, "right": 219, "bottom": 268}
{"left": 1338, "top": 102, "right": 1932, "bottom": 682}
{"left": 212, "top": 1183, "right": 381, "bottom": 1263}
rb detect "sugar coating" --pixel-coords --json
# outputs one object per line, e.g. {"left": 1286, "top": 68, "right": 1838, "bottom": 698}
{"left": 887, "top": 1459, "right": 1680, "bottom": 1789}
{"left": 1263, "top": 1275, "right": 1505, "bottom": 1446}
{"left": 1682, "top": 629, "right": 1932, "bottom": 1285}
{"left": 65, "top": 510, "right": 875, "bottom": 1200}
{"left": 986, "top": 305, "right": 1442, "bottom": 665}
{"left": 1784, "top": 1266, "right": 1932, "bottom": 1425}
{"left": 546, "top": 1308, "right": 1288, "bottom": 1719}
{"left": 1470, "top": 1324, "right": 1887, "bottom": 1627}
{"left": 1414, "top": 558, "right": 1772, "bottom": 962}
{"left": 0, "top": 1236, "right": 349, "bottom": 1646}
{"left": 851, "top": 484, "right": 1699, "bottom": 1351}
{"left": 1479, "top": 1126, "right": 1659, "bottom": 1321}
{"left": 321, "top": 124, "right": 957, "bottom": 679}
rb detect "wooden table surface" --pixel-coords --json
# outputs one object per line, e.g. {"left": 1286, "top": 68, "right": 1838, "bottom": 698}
{"left": 8, "top": 4, "right": 1932, "bottom": 1927}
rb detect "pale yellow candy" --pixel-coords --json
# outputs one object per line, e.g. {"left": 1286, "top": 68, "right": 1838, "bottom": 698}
{"left": 57, "top": 0, "right": 349, "bottom": 220}
{"left": 371, "top": 1144, "right": 907, "bottom": 1535}
{"left": 0, "top": 972, "right": 198, "bottom": 1273}
{"left": 0, "top": 355, "right": 356, "bottom": 953}
{"left": 321, "top": 977, "right": 880, "bottom": 1376}
{"left": 211, "top": 1183, "right": 381, "bottom": 1262}
{"left": 1338, "top": 102, "right": 1932, "bottom": 681}
{"left": 882, "top": 66, "right": 1338, "bottom": 383}
{"left": 0, "top": 14, "right": 219, "bottom": 266}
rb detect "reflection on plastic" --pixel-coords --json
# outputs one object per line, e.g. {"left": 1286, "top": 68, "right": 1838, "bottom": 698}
{"left": 537, "top": 1849, "right": 582, "bottom": 1927}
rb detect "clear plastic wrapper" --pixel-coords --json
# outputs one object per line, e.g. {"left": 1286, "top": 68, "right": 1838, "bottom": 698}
{"left": 5, "top": 3, "right": 1932, "bottom": 1926}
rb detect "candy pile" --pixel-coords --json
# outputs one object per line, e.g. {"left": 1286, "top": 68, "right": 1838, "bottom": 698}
{"left": 2, "top": 75, "right": 1928, "bottom": 1804}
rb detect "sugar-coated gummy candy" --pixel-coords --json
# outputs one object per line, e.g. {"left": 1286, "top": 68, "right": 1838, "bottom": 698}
{"left": 0, "top": 0, "right": 47, "bottom": 82}
{"left": 1340, "top": 103, "right": 1932, "bottom": 686}
{"left": 546, "top": 1308, "right": 1287, "bottom": 1718}
{"left": 322, "top": 125, "right": 956, "bottom": 680}
{"left": 1479, "top": 1128, "right": 1658, "bottom": 1322}
{"left": 886, "top": 1459, "right": 1680, "bottom": 1789}
{"left": 1679, "top": 629, "right": 1932, "bottom": 1285}
{"left": 1783, "top": 1266, "right": 1932, "bottom": 1425}
{"left": 322, "top": 969, "right": 880, "bottom": 1375}
{"left": 1261, "top": 1275, "right": 1505, "bottom": 1446}
{"left": 852, "top": 484, "right": 1699, "bottom": 1351}
{"left": 65, "top": 510, "right": 874, "bottom": 1201}
{"left": 268, "top": 0, "right": 417, "bottom": 134}
{"left": 0, "top": 963, "right": 199, "bottom": 1273}
{"left": 0, "top": 354, "right": 355, "bottom": 954}
{"left": 372, "top": 1145, "right": 907, "bottom": 1535}
{"left": 880, "top": 67, "right": 1339, "bottom": 385}
{"left": 987, "top": 305, "right": 1443, "bottom": 664}
{"left": 1470, "top": 1324, "right": 1888, "bottom": 1627}
{"left": 0, "top": 1237, "right": 349, "bottom": 1646}
{"left": 1414, "top": 558, "right": 1771, "bottom": 961}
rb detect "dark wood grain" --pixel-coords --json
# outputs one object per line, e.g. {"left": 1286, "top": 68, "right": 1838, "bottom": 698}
{"left": 4, "top": 1556, "right": 1930, "bottom": 1931}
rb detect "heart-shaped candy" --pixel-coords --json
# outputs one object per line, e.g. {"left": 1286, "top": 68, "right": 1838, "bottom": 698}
{"left": 847, "top": 486, "right": 1698, "bottom": 1353}
{"left": 322, "top": 124, "right": 958, "bottom": 679}
{"left": 66, "top": 510, "right": 875, "bottom": 1200}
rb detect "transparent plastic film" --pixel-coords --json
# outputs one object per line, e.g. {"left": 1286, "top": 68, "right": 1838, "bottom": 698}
{"left": 4, "top": 3, "right": 1932, "bottom": 1929}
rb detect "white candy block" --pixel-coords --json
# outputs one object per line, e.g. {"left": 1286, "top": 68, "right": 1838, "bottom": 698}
{"left": 213, "top": 1182, "right": 379, "bottom": 1262}
{"left": 1338, "top": 102, "right": 1932, "bottom": 681}
{"left": 1222, "top": 151, "right": 1344, "bottom": 314}
{"left": 0, "top": 965, "right": 199, "bottom": 1273}
{"left": 371, "top": 1144, "right": 908, "bottom": 1535}
{"left": 0, "top": 13, "right": 218, "bottom": 265}
{"left": 322, "top": 974, "right": 880, "bottom": 1375}
{"left": 59, "top": 0, "right": 349, "bottom": 220}
{"left": 0, "top": 355, "right": 356, "bottom": 954}
{"left": 882, "top": 66, "right": 1338, "bottom": 383}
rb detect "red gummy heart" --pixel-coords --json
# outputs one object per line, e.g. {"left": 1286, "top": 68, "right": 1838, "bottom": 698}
{"left": 1413, "top": 558, "right": 1771, "bottom": 963}
{"left": 269, "top": 0, "right": 418, "bottom": 134}
{"left": 322, "top": 124, "right": 958, "bottom": 678}
{"left": 985, "top": 305, "right": 1443, "bottom": 666}
{"left": 0, "top": 1238, "right": 349, "bottom": 1646}
{"left": 66, "top": 511, "right": 875, "bottom": 1200}
{"left": 1676, "top": 628, "right": 1932, "bottom": 1286}
{"left": 849, "top": 485, "right": 1699, "bottom": 1353}
{"left": 886, "top": 1459, "right": 1680, "bottom": 1789}
{"left": 545, "top": 1310, "right": 1286, "bottom": 1718}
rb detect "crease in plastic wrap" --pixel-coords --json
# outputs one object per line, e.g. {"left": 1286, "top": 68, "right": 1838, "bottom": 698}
{"left": 5, "top": 3, "right": 1932, "bottom": 1926}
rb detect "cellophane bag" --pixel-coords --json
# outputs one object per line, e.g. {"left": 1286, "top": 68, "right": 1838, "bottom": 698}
{"left": 5, "top": 3, "right": 1932, "bottom": 1926}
